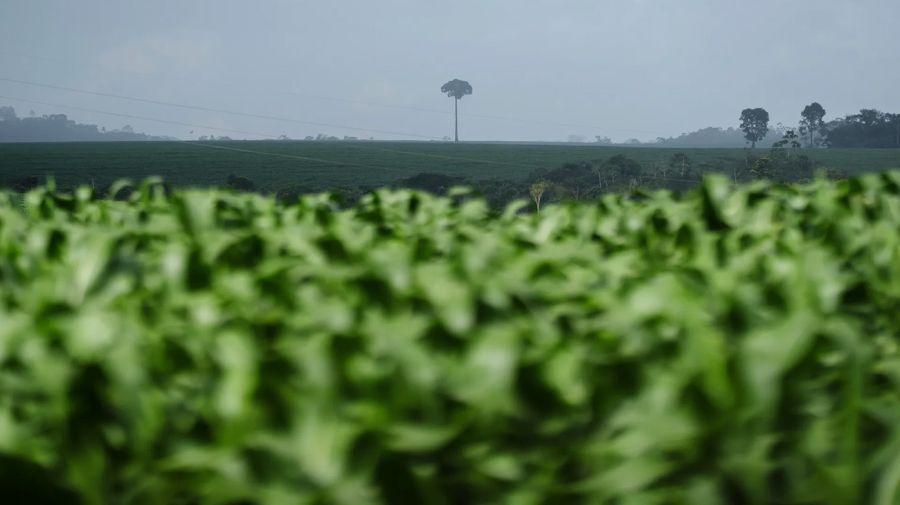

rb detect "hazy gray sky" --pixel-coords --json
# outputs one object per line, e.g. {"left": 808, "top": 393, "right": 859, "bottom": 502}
{"left": 1, "top": 0, "right": 898, "bottom": 142}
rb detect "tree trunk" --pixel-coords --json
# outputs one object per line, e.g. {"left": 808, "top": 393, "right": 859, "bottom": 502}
{"left": 454, "top": 98, "right": 459, "bottom": 143}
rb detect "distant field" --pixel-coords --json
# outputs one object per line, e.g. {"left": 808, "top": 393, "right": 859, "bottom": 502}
{"left": 1, "top": 140, "right": 899, "bottom": 190}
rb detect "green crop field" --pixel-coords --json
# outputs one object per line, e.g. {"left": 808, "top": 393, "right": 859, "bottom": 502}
{"left": 1, "top": 141, "right": 899, "bottom": 191}
{"left": 1, "top": 173, "right": 900, "bottom": 503}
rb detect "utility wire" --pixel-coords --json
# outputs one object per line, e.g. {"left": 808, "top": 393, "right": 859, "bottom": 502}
{"left": 0, "top": 77, "right": 444, "bottom": 140}
{"left": 0, "top": 94, "right": 587, "bottom": 172}
{"left": 0, "top": 93, "right": 524, "bottom": 170}
{"left": 285, "top": 91, "right": 452, "bottom": 116}
{"left": 0, "top": 75, "right": 668, "bottom": 138}
{"left": 0, "top": 93, "right": 721, "bottom": 184}
{"left": 286, "top": 90, "right": 669, "bottom": 135}
{"left": 0, "top": 94, "right": 717, "bottom": 178}
{"left": 2, "top": 51, "right": 675, "bottom": 137}
{"left": 0, "top": 95, "right": 279, "bottom": 139}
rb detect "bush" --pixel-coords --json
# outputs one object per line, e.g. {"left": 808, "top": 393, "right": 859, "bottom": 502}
{"left": 273, "top": 183, "right": 315, "bottom": 203}
{"left": 394, "top": 172, "right": 466, "bottom": 194}
{"left": 226, "top": 174, "right": 256, "bottom": 192}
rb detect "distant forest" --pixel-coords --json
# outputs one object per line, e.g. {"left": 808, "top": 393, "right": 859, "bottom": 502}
{"left": 652, "top": 127, "right": 787, "bottom": 148}
{"left": 647, "top": 108, "right": 900, "bottom": 149}
{"left": 823, "top": 109, "right": 900, "bottom": 148}
{"left": 0, "top": 106, "right": 173, "bottom": 142}
{"left": 2, "top": 103, "right": 899, "bottom": 147}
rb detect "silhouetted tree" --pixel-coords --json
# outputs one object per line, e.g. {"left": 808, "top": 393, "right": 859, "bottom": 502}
{"left": 740, "top": 108, "right": 770, "bottom": 148}
{"left": 799, "top": 102, "right": 826, "bottom": 147}
{"left": 772, "top": 129, "right": 802, "bottom": 150}
{"left": 441, "top": 79, "right": 472, "bottom": 142}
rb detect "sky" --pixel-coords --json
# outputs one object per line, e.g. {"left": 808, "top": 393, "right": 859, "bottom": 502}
{"left": 1, "top": 0, "right": 898, "bottom": 142}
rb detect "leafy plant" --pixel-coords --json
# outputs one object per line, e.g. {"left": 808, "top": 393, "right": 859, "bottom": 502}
{"left": 1, "top": 173, "right": 899, "bottom": 504}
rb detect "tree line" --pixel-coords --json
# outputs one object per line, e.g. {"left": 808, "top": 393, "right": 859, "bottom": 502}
{"left": 0, "top": 106, "right": 171, "bottom": 142}
{"left": 739, "top": 103, "right": 900, "bottom": 149}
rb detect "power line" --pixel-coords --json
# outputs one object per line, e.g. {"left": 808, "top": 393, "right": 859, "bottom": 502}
{"left": 0, "top": 94, "right": 279, "bottom": 139}
{"left": 0, "top": 94, "right": 713, "bottom": 176}
{"left": 0, "top": 75, "right": 668, "bottom": 139}
{"left": 285, "top": 91, "right": 452, "bottom": 116}
{"left": 0, "top": 92, "right": 722, "bottom": 185}
{"left": 286, "top": 90, "right": 669, "bottom": 135}
{"left": 0, "top": 94, "right": 529, "bottom": 174}
{"left": 0, "top": 94, "right": 573, "bottom": 172}
{"left": 0, "top": 77, "right": 444, "bottom": 140}
{"left": 2, "top": 50, "right": 682, "bottom": 138}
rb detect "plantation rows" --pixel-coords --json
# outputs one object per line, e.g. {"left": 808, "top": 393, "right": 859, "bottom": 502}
{"left": 3, "top": 141, "right": 900, "bottom": 192}
{"left": 1, "top": 173, "right": 899, "bottom": 504}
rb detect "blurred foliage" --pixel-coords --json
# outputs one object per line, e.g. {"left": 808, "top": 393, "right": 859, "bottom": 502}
{"left": 1, "top": 173, "right": 899, "bottom": 504}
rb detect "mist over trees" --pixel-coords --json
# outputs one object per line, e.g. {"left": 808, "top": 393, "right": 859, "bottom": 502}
{"left": 825, "top": 109, "right": 900, "bottom": 148}
{"left": 4, "top": 100, "right": 899, "bottom": 149}
{"left": 653, "top": 105, "right": 899, "bottom": 150}
{"left": 0, "top": 106, "right": 172, "bottom": 142}
{"left": 653, "top": 126, "right": 786, "bottom": 148}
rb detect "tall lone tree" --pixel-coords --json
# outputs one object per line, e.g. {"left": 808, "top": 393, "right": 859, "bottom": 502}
{"left": 799, "top": 102, "right": 826, "bottom": 147}
{"left": 441, "top": 79, "right": 472, "bottom": 142}
{"left": 740, "top": 108, "right": 770, "bottom": 149}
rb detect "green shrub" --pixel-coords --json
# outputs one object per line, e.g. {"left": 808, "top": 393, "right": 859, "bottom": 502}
{"left": 0, "top": 173, "right": 899, "bottom": 504}
{"left": 226, "top": 174, "right": 257, "bottom": 192}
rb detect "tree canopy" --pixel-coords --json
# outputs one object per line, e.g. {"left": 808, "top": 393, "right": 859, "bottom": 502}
{"left": 799, "top": 102, "right": 827, "bottom": 147}
{"left": 440, "top": 79, "right": 473, "bottom": 100}
{"left": 825, "top": 109, "right": 900, "bottom": 148}
{"left": 739, "top": 108, "right": 770, "bottom": 148}
{"left": 441, "top": 79, "right": 473, "bottom": 142}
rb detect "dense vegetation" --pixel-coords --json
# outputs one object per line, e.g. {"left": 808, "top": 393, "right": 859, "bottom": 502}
{"left": 652, "top": 126, "right": 787, "bottom": 149}
{"left": 0, "top": 106, "right": 172, "bottom": 143}
{"left": 1, "top": 172, "right": 899, "bottom": 504}
{"left": 826, "top": 109, "right": 900, "bottom": 149}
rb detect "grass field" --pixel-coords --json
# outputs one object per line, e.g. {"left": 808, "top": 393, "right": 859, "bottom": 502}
{"left": 1, "top": 140, "right": 899, "bottom": 191}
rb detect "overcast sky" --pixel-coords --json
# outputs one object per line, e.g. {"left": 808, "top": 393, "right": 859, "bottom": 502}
{"left": 1, "top": 0, "right": 898, "bottom": 142}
